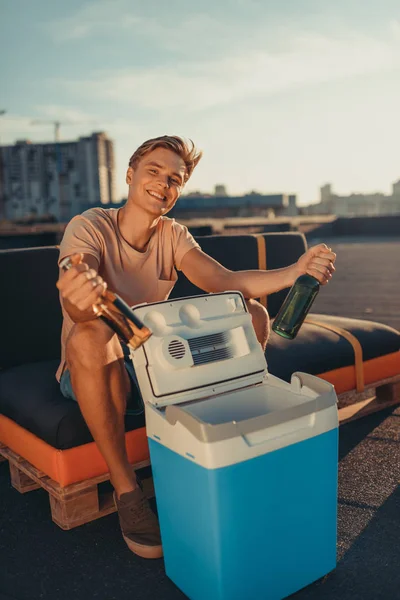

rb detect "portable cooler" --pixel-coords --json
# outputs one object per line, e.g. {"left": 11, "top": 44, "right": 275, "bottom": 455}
{"left": 130, "top": 292, "right": 338, "bottom": 600}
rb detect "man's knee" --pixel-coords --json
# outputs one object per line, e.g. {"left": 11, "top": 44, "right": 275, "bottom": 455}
{"left": 245, "top": 299, "right": 270, "bottom": 350}
{"left": 66, "top": 319, "right": 123, "bottom": 370}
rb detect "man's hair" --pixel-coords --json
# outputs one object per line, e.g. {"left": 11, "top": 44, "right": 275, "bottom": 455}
{"left": 128, "top": 135, "right": 202, "bottom": 184}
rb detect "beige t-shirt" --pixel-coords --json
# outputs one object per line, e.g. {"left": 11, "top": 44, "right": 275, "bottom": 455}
{"left": 56, "top": 207, "right": 200, "bottom": 381}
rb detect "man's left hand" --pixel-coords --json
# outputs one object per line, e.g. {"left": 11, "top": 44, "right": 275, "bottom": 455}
{"left": 294, "top": 243, "right": 336, "bottom": 285}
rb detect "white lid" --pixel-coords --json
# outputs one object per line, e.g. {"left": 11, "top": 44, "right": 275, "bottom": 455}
{"left": 130, "top": 292, "right": 268, "bottom": 407}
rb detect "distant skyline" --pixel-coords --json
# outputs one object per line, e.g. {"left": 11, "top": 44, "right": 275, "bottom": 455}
{"left": 1, "top": 0, "right": 400, "bottom": 205}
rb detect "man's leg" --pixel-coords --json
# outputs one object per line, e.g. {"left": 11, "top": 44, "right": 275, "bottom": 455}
{"left": 64, "top": 318, "right": 162, "bottom": 559}
{"left": 65, "top": 318, "right": 137, "bottom": 497}
{"left": 246, "top": 298, "right": 270, "bottom": 350}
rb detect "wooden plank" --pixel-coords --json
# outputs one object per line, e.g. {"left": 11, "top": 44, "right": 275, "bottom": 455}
{"left": 0, "top": 443, "right": 154, "bottom": 530}
{"left": 51, "top": 489, "right": 116, "bottom": 530}
{"left": 0, "top": 441, "right": 7, "bottom": 462}
{"left": 9, "top": 462, "right": 41, "bottom": 493}
{"left": 1, "top": 447, "right": 51, "bottom": 488}
{"left": 376, "top": 381, "right": 400, "bottom": 404}
{"left": 339, "top": 383, "right": 400, "bottom": 425}
{"left": 0, "top": 444, "right": 150, "bottom": 499}
{"left": 337, "top": 373, "right": 400, "bottom": 398}
{"left": 50, "top": 486, "right": 100, "bottom": 529}
{"left": 337, "top": 374, "right": 400, "bottom": 411}
{"left": 44, "top": 459, "right": 151, "bottom": 500}
{"left": 51, "top": 482, "right": 155, "bottom": 531}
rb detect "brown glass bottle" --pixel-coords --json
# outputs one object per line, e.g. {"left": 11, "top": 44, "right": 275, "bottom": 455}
{"left": 272, "top": 274, "right": 320, "bottom": 340}
{"left": 60, "top": 256, "right": 152, "bottom": 350}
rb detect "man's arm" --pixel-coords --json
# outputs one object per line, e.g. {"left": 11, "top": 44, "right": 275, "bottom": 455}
{"left": 180, "top": 244, "right": 336, "bottom": 299}
{"left": 57, "top": 253, "right": 106, "bottom": 323}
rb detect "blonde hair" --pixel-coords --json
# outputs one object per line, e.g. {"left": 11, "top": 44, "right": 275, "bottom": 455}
{"left": 128, "top": 135, "right": 202, "bottom": 184}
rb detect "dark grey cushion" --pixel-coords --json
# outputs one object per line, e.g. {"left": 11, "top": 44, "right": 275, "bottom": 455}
{"left": 0, "top": 246, "right": 62, "bottom": 368}
{"left": 0, "top": 360, "right": 145, "bottom": 450}
{"left": 267, "top": 313, "right": 400, "bottom": 382}
{"left": 171, "top": 234, "right": 260, "bottom": 300}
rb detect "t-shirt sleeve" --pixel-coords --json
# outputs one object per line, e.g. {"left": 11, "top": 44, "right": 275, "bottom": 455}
{"left": 58, "top": 214, "right": 104, "bottom": 267}
{"left": 171, "top": 220, "right": 201, "bottom": 271}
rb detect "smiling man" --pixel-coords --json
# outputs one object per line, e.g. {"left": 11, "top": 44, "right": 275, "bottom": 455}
{"left": 56, "top": 135, "right": 336, "bottom": 560}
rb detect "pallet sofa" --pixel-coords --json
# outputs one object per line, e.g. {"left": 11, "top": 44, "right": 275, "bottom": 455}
{"left": 1, "top": 232, "right": 399, "bottom": 529}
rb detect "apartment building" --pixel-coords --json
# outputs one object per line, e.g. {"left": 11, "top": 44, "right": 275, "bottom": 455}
{"left": 0, "top": 131, "right": 116, "bottom": 221}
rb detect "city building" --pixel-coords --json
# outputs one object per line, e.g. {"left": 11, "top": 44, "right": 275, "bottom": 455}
{"left": 170, "top": 190, "right": 298, "bottom": 219}
{"left": 0, "top": 132, "right": 116, "bottom": 222}
{"left": 214, "top": 184, "right": 228, "bottom": 196}
{"left": 304, "top": 181, "right": 400, "bottom": 216}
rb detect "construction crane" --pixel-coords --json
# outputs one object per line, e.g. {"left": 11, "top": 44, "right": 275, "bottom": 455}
{"left": 30, "top": 119, "right": 97, "bottom": 142}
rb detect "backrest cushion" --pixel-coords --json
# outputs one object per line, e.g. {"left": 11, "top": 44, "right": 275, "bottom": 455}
{"left": 172, "top": 232, "right": 307, "bottom": 318}
{"left": 171, "top": 235, "right": 260, "bottom": 299}
{"left": 260, "top": 232, "right": 307, "bottom": 317}
{"left": 0, "top": 247, "right": 62, "bottom": 368}
{"left": 0, "top": 232, "right": 307, "bottom": 367}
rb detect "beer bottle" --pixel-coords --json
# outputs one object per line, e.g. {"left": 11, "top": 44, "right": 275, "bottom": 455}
{"left": 60, "top": 256, "right": 152, "bottom": 350}
{"left": 272, "top": 274, "right": 319, "bottom": 340}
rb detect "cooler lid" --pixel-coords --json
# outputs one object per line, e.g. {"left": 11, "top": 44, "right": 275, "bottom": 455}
{"left": 130, "top": 292, "right": 268, "bottom": 407}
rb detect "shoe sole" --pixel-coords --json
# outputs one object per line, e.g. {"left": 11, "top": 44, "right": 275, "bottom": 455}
{"left": 122, "top": 534, "right": 163, "bottom": 559}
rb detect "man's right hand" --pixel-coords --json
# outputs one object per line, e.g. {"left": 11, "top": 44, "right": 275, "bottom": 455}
{"left": 56, "top": 252, "right": 107, "bottom": 317}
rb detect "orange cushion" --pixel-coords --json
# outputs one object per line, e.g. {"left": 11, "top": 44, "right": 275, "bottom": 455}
{"left": 0, "top": 415, "right": 149, "bottom": 487}
{"left": 316, "top": 351, "right": 400, "bottom": 395}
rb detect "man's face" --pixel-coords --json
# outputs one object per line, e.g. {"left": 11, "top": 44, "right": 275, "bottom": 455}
{"left": 126, "top": 147, "right": 186, "bottom": 216}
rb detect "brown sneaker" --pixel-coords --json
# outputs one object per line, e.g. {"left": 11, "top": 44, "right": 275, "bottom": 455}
{"left": 113, "top": 485, "right": 163, "bottom": 559}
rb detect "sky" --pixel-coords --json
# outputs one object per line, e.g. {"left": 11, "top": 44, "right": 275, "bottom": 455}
{"left": 1, "top": 0, "right": 400, "bottom": 205}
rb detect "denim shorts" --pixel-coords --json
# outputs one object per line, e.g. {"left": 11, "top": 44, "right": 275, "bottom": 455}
{"left": 59, "top": 341, "right": 144, "bottom": 416}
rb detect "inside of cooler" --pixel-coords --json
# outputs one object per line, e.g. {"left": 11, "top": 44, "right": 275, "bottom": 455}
{"left": 177, "top": 378, "right": 317, "bottom": 426}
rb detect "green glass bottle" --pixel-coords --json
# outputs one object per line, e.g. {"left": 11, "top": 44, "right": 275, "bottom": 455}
{"left": 272, "top": 274, "right": 320, "bottom": 340}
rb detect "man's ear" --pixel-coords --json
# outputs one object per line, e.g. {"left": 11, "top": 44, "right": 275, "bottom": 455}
{"left": 126, "top": 167, "right": 134, "bottom": 185}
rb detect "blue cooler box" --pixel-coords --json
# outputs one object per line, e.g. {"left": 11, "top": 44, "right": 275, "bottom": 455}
{"left": 131, "top": 293, "right": 338, "bottom": 600}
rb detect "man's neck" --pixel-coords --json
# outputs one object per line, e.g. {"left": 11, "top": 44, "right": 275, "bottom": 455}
{"left": 117, "top": 204, "right": 160, "bottom": 252}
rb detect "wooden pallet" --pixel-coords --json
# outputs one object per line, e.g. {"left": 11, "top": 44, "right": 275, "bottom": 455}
{"left": 338, "top": 375, "right": 400, "bottom": 424}
{"left": 0, "top": 442, "right": 153, "bottom": 531}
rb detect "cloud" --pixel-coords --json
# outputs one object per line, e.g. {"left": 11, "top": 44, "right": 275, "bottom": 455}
{"left": 54, "top": 28, "right": 400, "bottom": 111}
{"left": 40, "top": 0, "right": 321, "bottom": 55}
{"left": 33, "top": 105, "right": 98, "bottom": 122}
{"left": 43, "top": 0, "right": 142, "bottom": 41}
{"left": 389, "top": 18, "right": 400, "bottom": 39}
{"left": 0, "top": 115, "right": 34, "bottom": 140}
{"left": 43, "top": 0, "right": 244, "bottom": 62}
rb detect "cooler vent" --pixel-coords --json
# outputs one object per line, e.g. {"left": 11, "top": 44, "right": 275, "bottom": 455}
{"left": 188, "top": 331, "right": 233, "bottom": 366}
{"left": 188, "top": 332, "right": 229, "bottom": 350}
{"left": 192, "top": 346, "right": 234, "bottom": 366}
{"left": 168, "top": 339, "right": 186, "bottom": 360}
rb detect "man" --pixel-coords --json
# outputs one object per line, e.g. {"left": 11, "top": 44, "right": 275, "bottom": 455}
{"left": 56, "top": 135, "right": 336, "bottom": 560}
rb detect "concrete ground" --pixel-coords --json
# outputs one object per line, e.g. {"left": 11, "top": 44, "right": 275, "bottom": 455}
{"left": 309, "top": 238, "right": 400, "bottom": 332}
